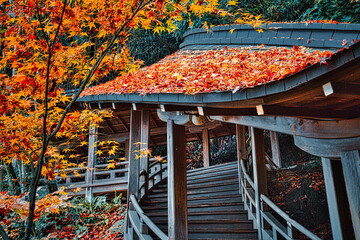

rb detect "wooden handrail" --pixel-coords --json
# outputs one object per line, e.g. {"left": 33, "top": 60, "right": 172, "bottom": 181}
{"left": 130, "top": 195, "right": 168, "bottom": 240}
{"left": 240, "top": 160, "right": 255, "bottom": 189}
{"left": 239, "top": 157, "right": 320, "bottom": 240}
{"left": 127, "top": 156, "right": 168, "bottom": 240}
{"left": 261, "top": 195, "right": 321, "bottom": 240}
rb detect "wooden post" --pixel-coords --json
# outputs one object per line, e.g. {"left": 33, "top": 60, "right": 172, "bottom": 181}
{"left": 321, "top": 157, "right": 354, "bottom": 240}
{"left": 85, "top": 124, "right": 98, "bottom": 202}
{"left": 236, "top": 125, "right": 247, "bottom": 161}
{"left": 125, "top": 110, "right": 141, "bottom": 239}
{"left": 251, "top": 127, "right": 268, "bottom": 239}
{"left": 140, "top": 110, "right": 150, "bottom": 172}
{"left": 236, "top": 124, "right": 246, "bottom": 197}
{"left": 341, "top": 150, "right": 360, "bottom": 240}
{"left": 202, "top": 128, "right": 210, "bottom": 167}
{"left": 167, "top": 120, "right": 188, "bottom": 240}
{"left": 127, "top": 110, "right": 142, "bottom": 199}
{"left": 124, "top": 139, "right": 130, "bottom": 174}
{"left": 270, "top": 131, "right": 282, "bottom": 168}
{"left": 140, "top": 110, "right": 150, "bottom": 197}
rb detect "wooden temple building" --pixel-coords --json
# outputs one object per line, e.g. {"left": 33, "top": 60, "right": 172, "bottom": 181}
{"left": 76, "top": 23, "right": 360, "bottom": 239}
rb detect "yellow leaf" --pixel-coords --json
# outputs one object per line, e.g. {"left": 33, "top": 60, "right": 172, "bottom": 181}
{"left": 229, "top": 28, "right": 236, "bottom": 34}
{"left": 228, "top": 0, "right": 238, "bottom": 6}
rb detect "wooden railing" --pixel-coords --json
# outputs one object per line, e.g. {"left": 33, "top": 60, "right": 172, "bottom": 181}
{"left": 127, "top": 159, "right": 168, "bottom": 240}
{"left": 239, "top": 159, "right": 321, "bottom": 240}
{"left": 56, "top": 161, "right": 129, "bottom": 193}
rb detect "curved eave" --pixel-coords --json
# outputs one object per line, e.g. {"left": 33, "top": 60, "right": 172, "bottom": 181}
{"left": 78, "top": 42, "right": 360, "bottom": 118}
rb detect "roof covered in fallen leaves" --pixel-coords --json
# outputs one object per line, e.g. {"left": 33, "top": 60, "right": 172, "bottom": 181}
{"left": 81, "top": 46, "right": 334, "bottom": 97}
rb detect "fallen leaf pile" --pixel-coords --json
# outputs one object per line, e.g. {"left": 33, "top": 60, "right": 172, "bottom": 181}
{"left": 81, "top": 46, "right": 334, "bottom": 96}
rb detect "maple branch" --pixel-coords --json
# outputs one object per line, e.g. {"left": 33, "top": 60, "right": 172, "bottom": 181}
{"left": 47, "top": 0, "right": 151, "bottom": 142}
{"left": 24, "top": 1, "right": 69, "bottom": 239}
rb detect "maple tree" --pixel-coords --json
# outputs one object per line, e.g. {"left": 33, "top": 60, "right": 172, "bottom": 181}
{"left": 0, "top": 0, "right": 252, "bottom": 239}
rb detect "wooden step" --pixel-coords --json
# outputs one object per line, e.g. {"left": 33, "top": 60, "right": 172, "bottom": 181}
{"left": 187, "top": 162, "right": 238, "bottom": 175}
{"left": 152, "top": 218, "right": 253, "bottom": 225}
{"left": 188, "top": 231, "right": 258, "bottom": 240}
{"left": 148, "top": 183, "right": 239, "bottom": 198}
{"left": 154, "top": 178, "right": 239, "bottom": 192}
{"left": 145, "top": 208, "right": 249, "bottom": 217}
{"left": 142, "top": 202, "right": 244, "bottom": 211}
{"left": 148, "top": 189, "right": 240, "bottom": 201}
{"left": 187, "top": 173, "right": 239, "bottom": 185}
{"left": 149, "top": 181, "right": 239, "bottom": 196}
{"left": 144, "top": 193, "right": 241, "bottom": 204}
{"left": 187, "top": 168, "right": 238, "bottom": 181}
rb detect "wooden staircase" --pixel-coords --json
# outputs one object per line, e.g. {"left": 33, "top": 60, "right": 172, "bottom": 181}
{"left": 141, "top": 161, "right": 258, "bottom": 239}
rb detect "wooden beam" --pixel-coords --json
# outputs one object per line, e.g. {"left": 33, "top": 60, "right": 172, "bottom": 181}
{"left": 167, "top": 120, "right": 188, "bottom": 240}
{"left": 127, "top": 110, "right": 142, "bottom": 200}
{"left": 160, "top": 104, "right": 197, "bottom": 112}
{"left": 115, "top": 115, "right": 129, "bottom": 131}
{"left": 105, "top": 119, "right": 116, "bottom": 134}
{"left": 251, "top": 127, "right": 268, "bottom": 237}
{"left": 341, "top": 150, "right": 360, "bottom": 240}
{"left": 211, "top": 116, "right": 360, "bottom": 139}
{"left": 150, "top": 113, "right": 159, "bottom": 127}
{"left": 202, "top": 128, "right": 210, "bottom": 167}
{"left": 132, "top": 103, "right": 158, "bottom": 110}
{"left": 157, "top": 109, "right": 190, "bottom": 125}
{"left": 270, "top": 131, "right": 282, "bottom": 168}
{"left": 323, "top": 82, "right": 360, "bottom": 98}
{"left": 322, "top": 158, "right": 354, "bottom": 240}
{"left": 256, "top": 105, "right": 360, "bottom": 119}
{"left": 85, "top": 125, "right": 98, "bottom": 202}
{"left": 188, "top": 121, "right": 222, "bottom": 133}
{"left": 99, "top": 127, "right": 167, "bottom": 142}
{"left": 200, "top": 107, "right": 257, "bottom": 116}
{"left": 294, "top": 136, "right": 360, "bottom": 158}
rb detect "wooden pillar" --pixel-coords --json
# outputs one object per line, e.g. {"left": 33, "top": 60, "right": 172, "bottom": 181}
{"left": 341, "top": 150, "right": 360, "bottom": 240}
{"left": 251, "top": 127, "right": 268, "bottom": 239}
{"left": 167, "top": 120, "right": 188, "bottom": 240}
{"left": 202, "top": 128, "right": 210, "bottom": 167}
{"left": 85, "top": 125, "right": 98, "bottom": 202}
{"left": 127, "top": 110, "right": 142, "bottom": 199}
{"left": 236, "top": 125, "right": 247, "bottom": 161}
{"left": 270, "top": 131, "right": 282, "bottom": 168}
{"left": 140, "top": 110, "right": 150, "bottom": 171}
{"left": 140, "top": 110, "right": 150, "bottom": 197}
{"left": 322, "top": 157, "right": 354, "bottom": 240}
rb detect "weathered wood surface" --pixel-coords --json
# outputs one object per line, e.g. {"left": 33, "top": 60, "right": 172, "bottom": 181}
{"left": 158, "top": 110, "right": 190, "bottom": 125}
{"left": 270, "top": 131, "right": 282, "bottom": 168}
{"left": 128, "top": 110, "right": 142, "bottom": 199}
{"left": 140, "top": 110, "right": 150, "bottom": 172}
{"left": 202, "top": 128, "right": 210, "bottom": 167}
{"left": 341, "top": 150, "right": 360, "bottom": 240}
{"left": 236, "top": 125, "right": 247, "bottom": 161}
{"left": 167, "top": 120, "right": 188, "bottom": 240}
{"left": 321, "top": 158, "right": 354, "bottom": 240}
{"left": 294, "top": 136, "right": 360, "bottom": 158}
{"left": 85, "top": 125, "right": 97, "bottom": 201}
{"left": 211, "top": 116, "right": 360, "bottom": 139}
{"left": 251, "top": 127, "right": 268, "bottom": 240}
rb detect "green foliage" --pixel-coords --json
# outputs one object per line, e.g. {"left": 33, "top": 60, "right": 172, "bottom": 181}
{"left": 298, "top": 0, "right": 360, "bottom": 23}
{"left": 127, "top": 29, "right": 180, "bottom": 66}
